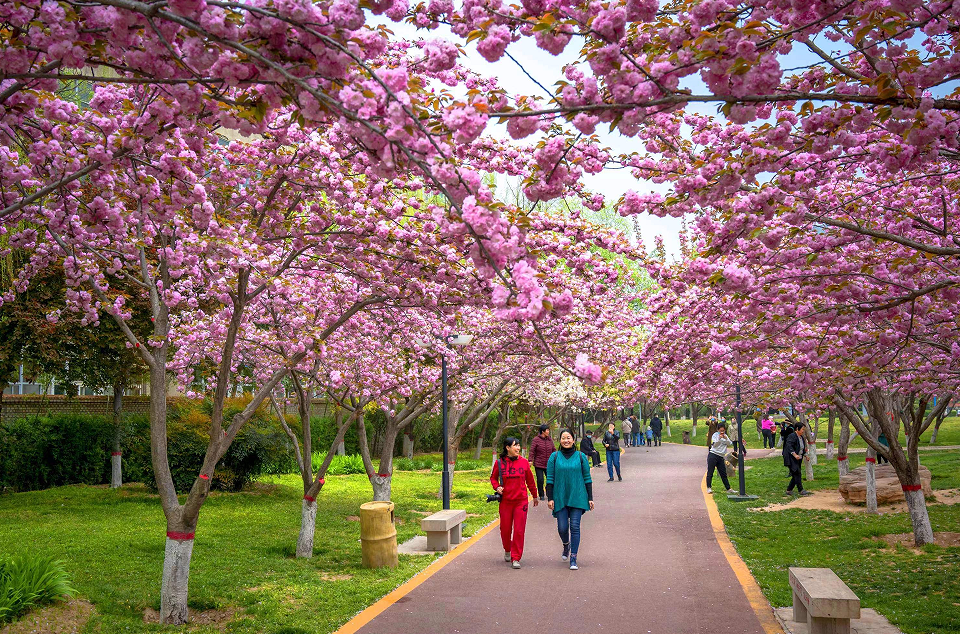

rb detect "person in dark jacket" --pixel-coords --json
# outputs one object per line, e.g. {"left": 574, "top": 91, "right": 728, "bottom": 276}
{"left": 650, "top": 414, "right": 663, "bottom": 446}
{"left": 630, "top": 415, "right": 642, "bottom": 446}
{"left": 602, "top": 422, "right": 622, "bottom": 482}
{"left": 580, "top": 431, "right": 602, "bottom": 467}
{"left": 528, "top": 424, "right": 555, "bottom": 500}
{"left": 783, "top": 420, "right": 811, "bottom": 496}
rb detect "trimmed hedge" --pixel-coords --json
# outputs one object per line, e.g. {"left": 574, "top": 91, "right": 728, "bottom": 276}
{"left": 0, "top": 413, "right": 114, "bottom": 492}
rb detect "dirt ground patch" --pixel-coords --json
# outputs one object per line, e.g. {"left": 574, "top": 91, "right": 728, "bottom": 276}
{"left": 0, "top": 599, "right": 94, "bottom": 634}
{"left": 346, "top": 515, "right": 360, "bottom": 521}
{"left": 319, "top": 572, "right": 354, "bottom": 581}
{"left": 143, "top": 606, "right": 241, "bottom": 630}
{"left": 750, "top": 488, "right": 960, "bottom": 514}
{"left": 875, "top": 532, "right": 960, "bottom": 550}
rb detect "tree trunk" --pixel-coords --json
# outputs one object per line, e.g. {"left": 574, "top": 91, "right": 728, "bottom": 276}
{"left": 809, "top": 417, "right": 819, "bottom": 467}
{"left": 296, "top": 498, "right": 317, "bottom": 558}
{"left": 825, "top": 409, "right": 835, "bottom": 459}
{"left": 904, "top": 487, "right": 935, "bottom": 545}
{"left": 665, "top": 410, "right": 671, "bottom": 437}
{"left": 370, "top": 475, "right": 392, "bottom": 501}
{"left": 865, "top": 445, "right": 878, "bottom": 514}
{"left": 402, "top": 433, "right": 414, "bottom": 460}
{"left": 837, "top": 414, "right": 850, "bottom": 476}
{"left": 336, "top": 441, "right": 345, "bottom": 456}
{"left": 473, "top": 419, "right": 489, "bottom": 459}
{"left": 110, "top": 378, "right": 125, "bottom": 489}
{"left": 160, "top": 534, "right": 194, "bottom": 624}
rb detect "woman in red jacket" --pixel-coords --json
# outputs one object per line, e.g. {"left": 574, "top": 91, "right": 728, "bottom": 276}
{"left": 491, "top": 437, "right": 538, "bottom": 568}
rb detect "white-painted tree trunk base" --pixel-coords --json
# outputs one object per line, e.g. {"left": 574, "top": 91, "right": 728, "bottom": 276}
{"left": 336, "top": 441, "right": 346, "bottom": 456}
{"left": 110, "top": 454, "right": 122, "bottom": 489}
{"left": 904, "top": 488, "right": 934, "bottom": 546}
{"left": 473, "top": 439, "right": 483, "bottom": 460}
{"left": 866, "top": 461, "right": 878, "bottom": 514}
{"left": 296, "top": 499, "right": 317, "bottom": 558}
{"left": 402, "top": 435, "right": 414, "bottom": 460}
{"left": 804, "top": 455, "right": 815, "bottom": 481}
{"left": 809, "top": 444, "right": 818, "bottom": 466}
{"left": 930, "top": 428, "right": 940, "bottom": 444}
{"left": 160, "top": 538, "right": 194, "bottom": 625}
{"left": 691, "top": 426, "right": 696, "bottom": 437}
{"left": 371, "top": 475, "right": 392, "bottom": 501}
{"left": 837, "top": 458, "right": 849, "bottom": 477}
{"left": 666, "top": 425, "right": 671, "bottom": 437}
{"left": 826, "top": 443, "right": 834, "bottom": 460}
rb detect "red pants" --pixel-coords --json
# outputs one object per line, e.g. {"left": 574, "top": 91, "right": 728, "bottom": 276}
{"left": 499, "top": 499, "right": 529, "bottom": 562}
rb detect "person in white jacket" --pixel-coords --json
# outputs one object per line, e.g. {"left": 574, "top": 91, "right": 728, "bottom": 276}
{"left": 706, "top": 423, "right": 735, "bottom": 494}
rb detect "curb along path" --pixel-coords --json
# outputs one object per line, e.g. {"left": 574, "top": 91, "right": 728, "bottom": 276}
{"left": 338, "top": 443, "right": 781, "bottom": 634}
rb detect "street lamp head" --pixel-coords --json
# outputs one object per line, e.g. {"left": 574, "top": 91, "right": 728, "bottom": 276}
{"left": 447, "top": 334, "right": 474, "bottom": 346}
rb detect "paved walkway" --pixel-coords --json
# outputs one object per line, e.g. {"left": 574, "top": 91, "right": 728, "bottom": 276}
{"left": 351, "top": 443, "right": 774, "bottom": 634}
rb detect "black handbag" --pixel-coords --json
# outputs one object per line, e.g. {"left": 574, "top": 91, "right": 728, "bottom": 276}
{"left": 486, "top": 459, "right": 504, "bottom": 503}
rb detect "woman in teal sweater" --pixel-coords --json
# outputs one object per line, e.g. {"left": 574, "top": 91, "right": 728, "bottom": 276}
{"left": 546, "top": 429, "right": 594, "bottom": 570}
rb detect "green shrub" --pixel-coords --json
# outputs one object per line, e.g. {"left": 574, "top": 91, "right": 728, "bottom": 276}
{"left": 0, "top": 413, "right": 115, "bottom": 492}
{"left": 324, "top": 454, "right": 366, "bottom": 476}
{"left": 124, "top": 398, "right": 294, "bottom": 493}
{"left": 0, "top": 555, "right": 75, "bottom": 624}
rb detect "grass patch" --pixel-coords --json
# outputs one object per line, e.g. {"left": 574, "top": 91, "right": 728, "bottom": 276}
{"left": 712, "top": 450, "right": 960, "bottom": 634}
{"left": 0, "top": 469, "right": 499, "bottom": 633}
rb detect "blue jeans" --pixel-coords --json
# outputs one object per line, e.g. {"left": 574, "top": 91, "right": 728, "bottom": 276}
{"left": 634, "top": 432, "right": 643, "bottom": 445}
{"left": 606, "top": 449, "right": 621, "bottom": 479}
{"left": 556, "top": 507, "right": 584, "bottom": 555}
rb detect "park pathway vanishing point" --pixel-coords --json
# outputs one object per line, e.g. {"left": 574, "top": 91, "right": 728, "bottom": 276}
{"left": 343, "top": 442, "right": 781, "bottom": 634}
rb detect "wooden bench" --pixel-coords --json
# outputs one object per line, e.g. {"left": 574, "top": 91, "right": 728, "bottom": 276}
{"left": 421, "top": 509, "right": 466, "bottom": 551}
{"left": 789, "top": 567, "right": 860, "bottom": 634}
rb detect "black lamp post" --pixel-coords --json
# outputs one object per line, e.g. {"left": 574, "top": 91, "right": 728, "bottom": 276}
{"left": 441, "top": 333, "right": 473, "bottom": 510}
{"left": 728, "top": 383, "right": 758, "bottom": 501}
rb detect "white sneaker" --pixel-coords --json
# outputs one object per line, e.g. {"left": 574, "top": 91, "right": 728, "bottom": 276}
{"left": 727, "top": 489, "right": 736, "bottom": 494}
{"left": 706, "top": 487, "right": 712, "bottom": 494}
{"left": 504, "top": 550, "right": 511, "bottom": 562}
{"left": 512, "top": 560, "right": 521, "bottom": 569}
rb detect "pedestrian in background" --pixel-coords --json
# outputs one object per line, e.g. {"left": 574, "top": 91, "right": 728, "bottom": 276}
{"left": 602, "top": 422, "right": 622, "bottom": 482}
{"left": 621, "top": 417, "right": 633, "bottom": 447}
{"left": 761, "top": 416, "right": 775, "bottom": 448}
{"left": 650, "top": 413, "right": 663, "bottom": 446}
{"left": 528, "top": 424, "right": 555, "bottom": 501}
{"left": 631, "top": 415, "right": 643, "bottom": 446}
{"left": 491, "top": 437, "right": 538, "bottom": 568}
{"left": 706, "top": 422, "right": 735, "bottom": 494}
{"left": 547, "top": 429, "right": 594, "bottom": 571}
{"left": 580, "top": 430, "right": 602, "bottom": 467}
{"left": 784, "top": 420, "right": 812, "bottom": 497}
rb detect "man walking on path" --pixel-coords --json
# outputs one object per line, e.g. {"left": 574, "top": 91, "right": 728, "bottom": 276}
{"left": 784, "top": 420, "right": 811, "bottom": 497}
{"left": 621, "top": 417, "right": 633, "bottom": 447}
{"left": 580, "top": 431, "right": 602, "bottom": 467}
{"left": 650, "top": 414, "right": 663, "bottom": 446}
{"left": 528, "top": 424, "right": 555, "bottom": 500}
{"left": 631, "top": 415, "right": 643, "bottom": 446}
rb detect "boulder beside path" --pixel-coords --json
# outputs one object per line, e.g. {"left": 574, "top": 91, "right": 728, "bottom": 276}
{"left": 839, "top": 464, "right": 932, "bottom": 504}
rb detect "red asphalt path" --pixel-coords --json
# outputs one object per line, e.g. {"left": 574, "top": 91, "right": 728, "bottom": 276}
{"left": 353, "top": 442, "right": 770, "bottom": 634}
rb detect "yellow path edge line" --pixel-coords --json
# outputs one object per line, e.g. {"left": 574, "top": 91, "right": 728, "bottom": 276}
{"left": 333, "top": 518, "right": 501, "bottom": 634}
{"left": 700, "top": 478, "right": 784, "bottom": 634}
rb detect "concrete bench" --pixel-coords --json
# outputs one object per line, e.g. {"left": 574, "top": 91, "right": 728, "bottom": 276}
{"left": 789, "top": 567, "right": 860, "bottom": 634}
{"left": 421, "top": 509, "right": 466, "bottom": 551}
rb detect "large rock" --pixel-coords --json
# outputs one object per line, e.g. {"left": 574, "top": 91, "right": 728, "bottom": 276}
{"left": 838, "top": 464, "right": 932, "bottom": 504}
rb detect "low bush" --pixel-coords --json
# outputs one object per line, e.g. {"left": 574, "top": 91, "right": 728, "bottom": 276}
{"left": 0, "top": 555, "right": 74, "bottom": 624}
{"left": 323, "top": 454, "right": 366, "bottom": 476}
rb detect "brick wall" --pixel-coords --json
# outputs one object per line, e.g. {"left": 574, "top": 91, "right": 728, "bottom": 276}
{"left": 0, "top": 395, "right": 152, "bottom": 422}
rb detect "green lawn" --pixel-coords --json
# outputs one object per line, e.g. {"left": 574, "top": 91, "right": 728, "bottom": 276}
{"left": 713, "top": 450, "right": 960, "bottom": 634}
{"left": 0, "top": 469, "right": 500, "bottom": 633}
